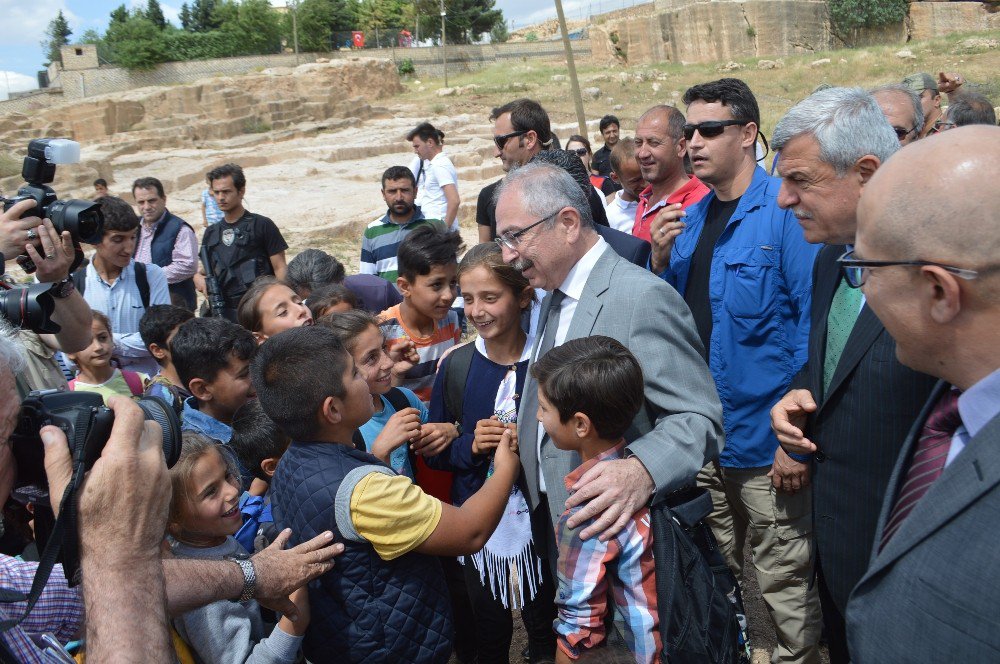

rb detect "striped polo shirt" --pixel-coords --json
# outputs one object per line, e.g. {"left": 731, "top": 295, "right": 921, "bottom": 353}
{"left": 378, "top": 303, "right": 461, "bottom": 404}
{"left": 359, "top": 207, "right": 442, "bottom": 284}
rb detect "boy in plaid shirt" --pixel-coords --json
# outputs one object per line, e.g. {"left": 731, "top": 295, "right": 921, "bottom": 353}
{"left": 532, "top": 336, "right": 660, "bottom": 664}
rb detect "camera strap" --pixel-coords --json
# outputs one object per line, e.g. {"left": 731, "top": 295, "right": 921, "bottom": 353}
{"left": 0, "top": 446, "right": 86, "bottom": 633}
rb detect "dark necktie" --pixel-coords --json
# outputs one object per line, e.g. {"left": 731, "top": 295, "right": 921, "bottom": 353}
{"left": 880, "top": 389, "right": 963, "bottom": 549}
{"left": 536, "top": 289, "right": 566, "bottom": 362}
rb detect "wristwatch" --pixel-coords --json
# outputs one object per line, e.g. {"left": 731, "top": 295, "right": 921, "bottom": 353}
{"left": 48, "top": 277, "right": 75, "bottom": 299}
{"left": 228, "top": 556, "right": 257, "bottom": 602}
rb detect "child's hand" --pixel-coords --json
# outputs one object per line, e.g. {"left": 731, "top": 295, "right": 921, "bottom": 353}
{"left": 472, "top": 416, "right": 510, "bottom": 455}
{"left": 277, "top": 585, "right": 310, "bottom": 637}
{"left": 371, "top": 407, "right": 422, "bottom": 462}
{"left": 492, "top": 429, "right": 519, "bottom": 477}
{"left": 388, "top": 338, "right": 420, "bottom": 379}
{"left": 412, "top": 422, "right": 458, "bottom": 457}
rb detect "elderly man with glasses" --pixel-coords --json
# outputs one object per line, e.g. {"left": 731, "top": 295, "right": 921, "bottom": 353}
{"left": 494, "top": 161, "right": 723, "bottom": 580}
{"left": 871, "top": 84, "right": 924, "bottom": 146}
{"left": 650, "top": 77, "right": 822, "bottom": 664}
{"left": 769, "top": 87, "right": 938, "bottom": 663}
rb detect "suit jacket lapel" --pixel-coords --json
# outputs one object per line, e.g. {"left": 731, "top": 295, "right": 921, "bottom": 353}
{"left": 565, "top": 246, "right": 616, "bottom": 340}
{"left": 822, "top": 305, "right": 884, "bottom": 403}
{"left": 810, "top": 247, "right": 841, "bottom": 404}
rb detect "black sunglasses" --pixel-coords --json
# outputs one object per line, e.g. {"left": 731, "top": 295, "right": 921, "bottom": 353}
{"left": 571, "top": 147, "right": 589, "bottom": 156}
{"left": 893, "top": 125, "right": 917, "bottom": 141}
{"left": 683, "top": 120, "right": 747, "bottom": 141}
{"left": 494, "top": 130, "right": 527, "bottom": 151}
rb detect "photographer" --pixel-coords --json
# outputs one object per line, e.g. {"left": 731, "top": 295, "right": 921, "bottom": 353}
{"left": 0, "top": 326, "right": 344, "bottom": 661}
{"left": 2, "top": 199, "right": 94, "bottom": 390}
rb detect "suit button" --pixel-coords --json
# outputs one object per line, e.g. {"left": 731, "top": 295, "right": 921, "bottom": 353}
{"left": 815, "top": 451, "right": 827, "bottom": 463}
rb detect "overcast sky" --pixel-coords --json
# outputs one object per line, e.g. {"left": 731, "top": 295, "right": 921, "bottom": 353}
{"left": 0, "top": 0, "right": 641, "bottom": 99}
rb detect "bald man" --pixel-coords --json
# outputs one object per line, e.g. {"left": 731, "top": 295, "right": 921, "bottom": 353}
{"left": 845, "top": 126, "right": 1000, "bottom": 662}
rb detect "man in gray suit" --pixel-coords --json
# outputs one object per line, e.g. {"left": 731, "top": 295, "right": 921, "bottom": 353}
{"left": 495, "top": 161, "right": 723, "bottom": 552}
{"left": 845, "top": 125, "right": 1000, "bottom": 660}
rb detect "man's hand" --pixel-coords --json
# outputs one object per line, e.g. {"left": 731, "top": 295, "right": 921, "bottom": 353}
{"left": 770, "top": 388, "right": 818, "bottom": 456}
{"left": 938, "top": 72, "right": 964, "bottom": 94}
{"left": 649, "top": 204, "right": 685, "bottom": 274}
{"left": 193, "top": 272, "right": 207, "bottom": 295}
{"left": 767, "top": 446, "right": 811, "bottom": 494}
{"left": 29, "top": 219, "right": 74, "bottom": 283}
{"left": 0, "top": 199, "right": 44, "bottom": 260}
{"left": 565, "top": 457, "right": 654, "bottom": 542}
{"left": 412, "top": 422, "right": 458, "bottom": 457}
{"left": 250, "top": 529, "right": 342, "bottom": 620}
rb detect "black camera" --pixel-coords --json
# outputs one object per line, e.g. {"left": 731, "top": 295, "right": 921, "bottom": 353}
{"left": 1, "top": 138, "right": 104, "bottom": 263}
{"left": 9, "top": 390, "right": 182, "bottom": 583}
{"left": 0, "top": 282, "right": 60, "bottom": 334}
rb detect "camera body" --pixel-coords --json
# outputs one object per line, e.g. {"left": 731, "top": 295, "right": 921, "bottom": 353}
{"left": 1, "top": 138, "right": 104, "bottom": 247}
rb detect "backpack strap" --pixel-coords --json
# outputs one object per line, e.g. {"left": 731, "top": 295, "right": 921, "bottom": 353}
{"left": 121, "top": 370, "right": 144, "bottom": 397}
{"left": 134, "top": 261, "right": 150, "bottom": 310}
{"left": 442, "top": 342, "right": 476, "bottom": 422}
{"left": 383, "top": 387, "right": 412, "bottom": 414}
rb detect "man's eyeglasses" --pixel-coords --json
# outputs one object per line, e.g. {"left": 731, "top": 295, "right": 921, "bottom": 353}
{"left": 495, "top": 212, "right": 557, "bottom": 251}
{"left": 494, "top": 130, "right": 527, "bottom": 151}
{"left": 570, "top": 147, "right": 589, "bottom": 156}
{"left": 930, "top": 120, "right": 955, "bottom": 134}
{"left": 683, "top": 120, "right": 747, "bottom": 141}
{"left": 837, "top": 249, "right": 993, "bottom": 288}
{"left": 893, "top": 125, "right": 918, "bottom": 141}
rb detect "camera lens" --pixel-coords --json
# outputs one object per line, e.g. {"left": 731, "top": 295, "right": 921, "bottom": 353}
{"left": 0, "top": 283, "right": 58, "bottom": 333}
{"left": 135, "top": 396, "right": 183, "bottom": 468}
{"left": 46, "top": 199, "right": 104, "bottom": 245}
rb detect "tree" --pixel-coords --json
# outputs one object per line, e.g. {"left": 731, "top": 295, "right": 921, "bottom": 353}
{"left": 190, "top": 0, "right": 221, "bottom": 32}
{"left": 444, "top": 0, "right": 503, "bottom": 44}
{"left": 828, "top": 0, "right": 908, "bottom": 43}
{"left": 219, "top": 0, "right": 282, "bottom": 54}
{"left": 41, "top": 10, "right": 73, "bottom": 66}
{"left": 110, "top": 4, "right": 129, "bottom": 26}
{"left": 146, "top": 0, "right": 168, "bottom": 29}
{"left": 489, "top": 20, "right": 508, "bottom": 43}
{"left": 179, "top": 3, "right": 193, "bottom": 30}
{"left": 284, "top": 0, "right": 357, "bottom": 51}
{"left": 104, "top": 13, "right": 168, "bottom": 69}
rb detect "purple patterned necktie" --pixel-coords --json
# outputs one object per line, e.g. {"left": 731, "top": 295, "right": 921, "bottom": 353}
{"left": 880, "top": 389, "right": 963, "bottom": 550}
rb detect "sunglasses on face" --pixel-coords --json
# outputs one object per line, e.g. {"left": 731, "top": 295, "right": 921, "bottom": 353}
{"left": 683, "top": 120, "right": 747, "bottom": 141}
{"left": 494, "top": 130, "right": 527, "bottom": 151}
{"left": 571, "top": 147, "right": 588, "bottom": 156}
{"left": 893, "top": 125, "right": 918, "bottom": 141}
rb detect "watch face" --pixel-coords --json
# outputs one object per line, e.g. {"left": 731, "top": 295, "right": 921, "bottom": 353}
{"left": 51, "top": 278, "right": 75, "bottom": 298}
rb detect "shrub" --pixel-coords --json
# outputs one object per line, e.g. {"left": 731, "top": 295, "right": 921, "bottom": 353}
{"left": 828, "top": 0, "right": 908, "bottom": 41}
{"left": 397, "top": 58, "right": 415, "bottom": 75}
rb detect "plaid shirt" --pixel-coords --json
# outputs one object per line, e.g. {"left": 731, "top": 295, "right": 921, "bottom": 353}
{"left": 555, "top": 443, "right": 660, "bottom": 663}
{"left": 0, "top": 555, "right": 83, "bottom": 663}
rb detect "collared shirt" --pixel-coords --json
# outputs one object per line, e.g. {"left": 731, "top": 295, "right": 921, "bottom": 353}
{"left": 604, "top": 190, "right": 639, "bottom": 233}
{"left": 359, "top": 207, "right": 441, "bottom": 284}
{"left": 633, "top": 176, "right": 711, "bottom": 242}
{"left": 592, "top": 144, "right": 613, "bottom": 178}
{"left": 555, "top": 443, "right": 659, "bottom": 663}
{"left": 181, "top": 396, "right": 233, "bottom": 444}
{"left": 536, "top": 237, "right": 608, "bottom": 492}
{"left": 135, "top": 210, "right": 199, "bottom": 284}
{"left": 948, "top": 368, "right": 1000, "bottom": 466}
{"left": 202, "top": 189, "right": 224, "bottom": 225}
{"left": 83, "top": 260, "right": 170, "bottom": 376}
{"left": 657, "top": 166, "right": 819, "bottom": 468}
{"left": 0, "top": 555, "right": 84, "bottom": 664}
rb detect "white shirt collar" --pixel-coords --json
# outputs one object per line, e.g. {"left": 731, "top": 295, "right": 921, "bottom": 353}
{"left": 557, "top": 236, "right": 607, "bottom": 303}
{"left": 613, "top": 191, "right": 637, "bottom": 211}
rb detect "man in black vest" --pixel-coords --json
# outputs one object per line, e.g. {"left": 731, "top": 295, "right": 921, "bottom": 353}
{"left": 133, "top": 177, "right": 198, "bottom": 311}
{"left": 195, "top": 163, "right": 288, "bottom": 322}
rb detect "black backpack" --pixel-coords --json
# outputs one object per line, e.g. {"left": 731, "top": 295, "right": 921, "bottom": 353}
{"left": 650, "top": 485, "right": 751, "bottom": 664}
{"left": 352, "top": 387, "right": 414, "bottom": 453}
{"left": 71, "top": 262, "right": 150, "bottom": 309}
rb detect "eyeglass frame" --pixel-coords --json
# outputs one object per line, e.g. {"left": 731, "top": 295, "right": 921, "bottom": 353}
{"left": 837, "top": 249, "right": 991, "bottom": 288}
{"left": 682, "top": 120, "right": 748, "bottom": 141}
{"left": 892, "top": 125, "right": 918, "bottom": 141}
{"left": 495, "top": 211, "right": 559, "bottom": 251}
{"left": 570, "top": 147, "right": 589, "bottom": 156}
{"left": 493, "top": 129, "right": 528, "bottom": 151}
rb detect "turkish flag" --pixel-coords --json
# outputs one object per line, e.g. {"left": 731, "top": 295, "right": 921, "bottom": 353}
{"left": 352, "top": 31, "right": 365, "bottom": 48}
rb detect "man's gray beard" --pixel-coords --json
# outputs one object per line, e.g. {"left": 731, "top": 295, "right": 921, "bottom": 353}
{"left": 511, "top": 257, "right": 533, "bottom": 273}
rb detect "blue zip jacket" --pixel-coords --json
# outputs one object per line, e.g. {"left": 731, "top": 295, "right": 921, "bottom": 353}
{"left": 658, "top": 166, "right": 818, "bottom": 468}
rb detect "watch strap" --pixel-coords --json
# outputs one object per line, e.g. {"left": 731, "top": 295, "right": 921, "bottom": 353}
{"left": 231, "top": 557, "right": 256, "bottom": 602}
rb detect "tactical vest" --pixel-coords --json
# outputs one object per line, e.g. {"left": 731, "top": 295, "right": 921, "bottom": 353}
{"left": 203, "top": 212, "right": 274, "bottom": 309}
{"left": 137, "top": 211, "right": 196, "bottom": 309}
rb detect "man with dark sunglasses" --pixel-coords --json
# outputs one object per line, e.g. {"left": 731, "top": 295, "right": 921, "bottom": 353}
{"left": 871, "top": 84, "right": 924, "bottom": 147}
{"left": 475, "top": 99, "right": 554, "bottom": 243}
{"left": 769, "top": 87, "right": 938, "bottom": 663}
{"left": 654, "top": 77, "right": 822, "bottom": 664}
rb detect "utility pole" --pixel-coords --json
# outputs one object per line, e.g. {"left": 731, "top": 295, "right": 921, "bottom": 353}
{"left": 290, "top": 0, "right": 300, "bottom": 64}
{"left": 440, "top": 0, "right": 448, "bottom": 86}
{"left": 554, "top": 0, "right": 587, "bottom": 136}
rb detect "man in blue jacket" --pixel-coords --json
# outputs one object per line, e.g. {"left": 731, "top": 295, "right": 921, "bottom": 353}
{"left": 650, "top": 78, "right": 822, "bottom": 664}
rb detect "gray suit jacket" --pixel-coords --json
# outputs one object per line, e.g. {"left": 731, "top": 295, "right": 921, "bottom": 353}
{"left": 519, "top": 245, "right": 724, "bottom": 525}
{"left": 846, "top": 382, "right": 1000, "bottom": 662}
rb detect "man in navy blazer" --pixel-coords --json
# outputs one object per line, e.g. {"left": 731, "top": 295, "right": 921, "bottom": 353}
{"left": 845, "top": 126, "right": 1000, "bottom": 661}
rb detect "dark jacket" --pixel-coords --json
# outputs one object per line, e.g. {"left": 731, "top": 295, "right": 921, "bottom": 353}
{"left": 137, "top": 211, "right": 196, "bottom": 309}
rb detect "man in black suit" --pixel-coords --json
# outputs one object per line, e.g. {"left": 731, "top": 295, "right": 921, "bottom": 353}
{"left": 768, "top": 87, "right": 938, "bottom": 662}
{"left": 846, "top": 125, "right": 1000, "bottom": 662}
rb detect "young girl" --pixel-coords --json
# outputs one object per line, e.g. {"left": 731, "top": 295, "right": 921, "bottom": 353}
{"left": 237, "top": 276, "right": 313, "bottom": 343}
{"left": 318, "top": 310, "right": 456, "bottom": 479}
{"left": 427, "top": 243, "right": 556, "bottom": 664}
{"left": 306, "top": 283, "right": 357, "bottom": 319}
{"left": 67, "top": 310, "right": 145, "bottom": 403}
{"left": 168, "top": 432, "right": 307, "bottom": 663}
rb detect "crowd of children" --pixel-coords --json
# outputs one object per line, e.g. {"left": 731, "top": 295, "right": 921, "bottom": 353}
{"left": 54, "top": 223, "right": 660, "bottom": 664}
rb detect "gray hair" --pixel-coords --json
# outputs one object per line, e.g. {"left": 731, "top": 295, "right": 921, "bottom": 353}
{"left": 773, "top": 87, "right": 900, "bottom": 176}
{"left": 870, "top": 83, "right": 924, "bottom": 136}
{"left": 494, "top": 162, "right": 594, "bottom": 230}
{"left": 0, "top": 319, "right": 26, "bottom": 377}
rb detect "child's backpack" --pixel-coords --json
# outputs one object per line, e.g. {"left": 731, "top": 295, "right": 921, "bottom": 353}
{"left": 650, "top": 484, "right": 752, "bottom": 664}
{"left": 68, "top": 369, "right": 144, "bottom": 397}
{"left": 351, "top": 387, "right": 413, "bottom": 453}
